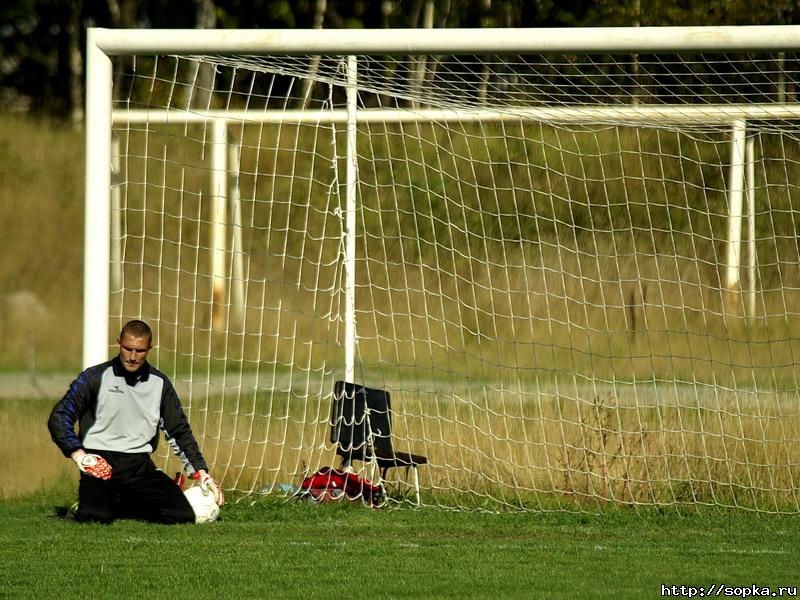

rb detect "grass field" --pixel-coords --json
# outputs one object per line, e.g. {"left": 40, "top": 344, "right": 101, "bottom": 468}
{"left": 2, "top": 487, "right": 798, "bottom": 599}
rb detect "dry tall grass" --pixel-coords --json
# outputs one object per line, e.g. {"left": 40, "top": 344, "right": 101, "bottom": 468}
{"left": 0, "top": 398, "right": 75, "bottom": 499}
{"left": 0, "top": 116, "right": 84, "bottom": 372}
{"left": 3, "top": 114, "right": 800, "bottom": 510}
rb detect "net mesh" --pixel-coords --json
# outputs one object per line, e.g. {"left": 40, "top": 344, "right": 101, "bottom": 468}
{"left": 108, "top": 48, "right": 800, "bottom": 511}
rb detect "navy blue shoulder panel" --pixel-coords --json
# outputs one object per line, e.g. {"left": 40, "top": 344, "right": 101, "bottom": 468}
{"left": 47, "top": 361, "right": 112, "bottom": 457}
{"left": 150, "top": 365, "right": 208, "bottom": 474}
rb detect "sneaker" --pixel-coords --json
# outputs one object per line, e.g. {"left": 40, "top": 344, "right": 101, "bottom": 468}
{"left": 64, "top": 502, "right": 78, "bottom": 521}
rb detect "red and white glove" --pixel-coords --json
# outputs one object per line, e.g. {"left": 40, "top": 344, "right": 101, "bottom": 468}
{"left": 193, "top": 470, "right": 224, "bottom": 506}
{"left": 71, "top": 449, "right": 113, "bottom": 480}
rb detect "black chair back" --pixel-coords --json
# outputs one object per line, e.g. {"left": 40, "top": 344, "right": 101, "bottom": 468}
{"left": 331, "top": 381, "right": 394, "bottom": 457}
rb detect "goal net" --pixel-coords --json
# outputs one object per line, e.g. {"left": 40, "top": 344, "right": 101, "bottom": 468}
{"left": 86, "top": 27, "right": 800, "bottom": 512}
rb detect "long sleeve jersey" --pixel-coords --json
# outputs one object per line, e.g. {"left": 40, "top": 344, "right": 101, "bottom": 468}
{"left": 48, "top": 356, "right": 208, "bottom": 476}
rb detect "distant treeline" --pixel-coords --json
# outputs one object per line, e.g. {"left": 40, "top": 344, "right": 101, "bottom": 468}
{"left": 2, "top": 0, "right": 800, "bottom": 118}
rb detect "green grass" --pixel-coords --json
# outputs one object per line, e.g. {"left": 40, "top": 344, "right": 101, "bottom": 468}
{"left": 1, "top": 488, "right": 798, "bottom": 599}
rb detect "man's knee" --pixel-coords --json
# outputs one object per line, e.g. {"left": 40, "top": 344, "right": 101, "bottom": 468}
{"left": 161, "top": 508, "right": 196, "bottom": 524}
{"left": 158, "top": 494, "right": 196, "bottom": 524}
{"left": 75, "top": 503, "right": 114, "bottom": 524}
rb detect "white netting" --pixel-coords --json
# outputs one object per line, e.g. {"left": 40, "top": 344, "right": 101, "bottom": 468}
{"left": 107, "top": 45, "right": 800, "bottom": 512}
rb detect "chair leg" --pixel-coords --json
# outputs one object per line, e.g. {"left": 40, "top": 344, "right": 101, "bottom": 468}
{"left": 373, "top": 465, "right": 421, "bottom": 506}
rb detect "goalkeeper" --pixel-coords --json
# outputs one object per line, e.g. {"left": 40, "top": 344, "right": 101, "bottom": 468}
{"left": 48, "top": 319, "right": 224, "bottom": 524}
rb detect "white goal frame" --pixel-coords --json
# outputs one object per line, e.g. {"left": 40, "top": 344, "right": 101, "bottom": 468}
{"left": 84, "top": 26, "right": 800, "bottom": 510}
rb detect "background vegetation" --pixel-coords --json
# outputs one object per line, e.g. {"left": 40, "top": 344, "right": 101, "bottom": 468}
{"left": 3, "top": 112, "right": 800, "bottom": 508}
{"left": 0, "top": 116, "right": 84, "bottom": 372}
{"left": 3, "top": 0, "right": 800, "bottom": 117}
{"left": 3, "top": 1, "right": 800, "bottom": 376}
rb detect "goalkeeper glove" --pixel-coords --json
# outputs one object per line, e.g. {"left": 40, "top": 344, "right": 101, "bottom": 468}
{"left": 71, "top": 449, "right": 113, "bottom": 480}
{"left": 193, "top": 470, "right": 225, "bottom": 506}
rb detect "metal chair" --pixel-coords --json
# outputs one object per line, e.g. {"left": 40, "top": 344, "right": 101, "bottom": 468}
{"left": 330, "top": 380, "right": 427, "bottom": 506}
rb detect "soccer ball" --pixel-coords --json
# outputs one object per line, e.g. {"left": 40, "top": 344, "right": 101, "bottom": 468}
{"left": 184, "top": 485, "right": 221, "bottom": 524}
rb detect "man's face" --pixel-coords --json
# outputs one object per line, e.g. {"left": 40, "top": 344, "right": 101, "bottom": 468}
{"left": 118, "top": 333, "right": 152, "bottom": 373}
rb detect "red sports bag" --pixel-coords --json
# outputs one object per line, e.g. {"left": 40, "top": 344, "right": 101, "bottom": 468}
{"left": 299, "top": 466, "right": 382, "bottom": 506}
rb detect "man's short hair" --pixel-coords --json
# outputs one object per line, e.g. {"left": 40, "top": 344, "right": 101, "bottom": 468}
{"left": 119, "top": 320, "right": 153, "bottom": 345}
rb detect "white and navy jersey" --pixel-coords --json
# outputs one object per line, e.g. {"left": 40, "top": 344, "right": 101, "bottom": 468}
{"left": 48, "top": 356, "right": 207, "bottom": 475}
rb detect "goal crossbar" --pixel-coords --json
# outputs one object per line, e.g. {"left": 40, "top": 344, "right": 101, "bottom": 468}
{"left": 90, "top": 25, "right": 800, "bottom": 55}
{"left": 113, "top": 104, "right": 800, "bottom": 126}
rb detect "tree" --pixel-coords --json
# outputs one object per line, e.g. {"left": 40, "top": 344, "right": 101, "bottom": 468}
{"left": 2, "top": 0, "right": 798, "bottom": 119}
{"left": 0, "top": 0, "right": 107, "bottom": 116}
{"left": 67, "top": 0, "right": 84, "bottom": 125}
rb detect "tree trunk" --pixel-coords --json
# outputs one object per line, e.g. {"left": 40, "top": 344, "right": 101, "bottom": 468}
{"left": 188, "top": 0, "right": 218, "bottom": 109}
{"left": 68, "top": 0, "right": 84, "bottom": 127}
{"left": 411, "top": 0, "right": 434, "bottom": 108}
{"left": 107, "top": 0, "right": 137, "bottom": 103}
{"left": 299, "top": 0, "right": 327, "bottom": 109}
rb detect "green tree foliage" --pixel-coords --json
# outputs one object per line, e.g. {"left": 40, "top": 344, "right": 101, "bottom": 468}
{"left": 1, "top": 0, "right": 89, "bottom": 114}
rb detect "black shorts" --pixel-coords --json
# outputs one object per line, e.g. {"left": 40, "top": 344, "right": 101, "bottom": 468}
{"left": 75, "top": 450, "right": 195, "bottom": 524}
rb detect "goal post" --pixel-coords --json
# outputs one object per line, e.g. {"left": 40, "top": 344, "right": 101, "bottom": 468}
{"left": 85, "top": 26, "right": 800, "bottom": 511}
{"left": 83, "top": 27, "right": 112, "bottom": 368}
